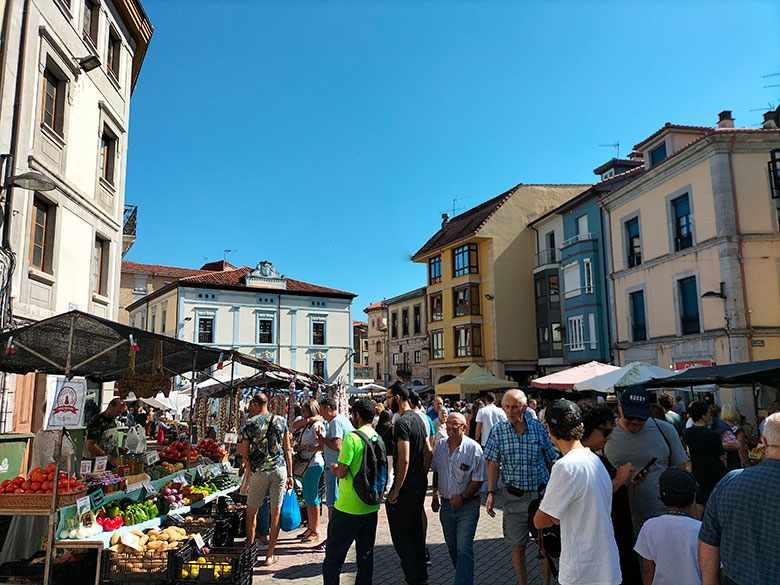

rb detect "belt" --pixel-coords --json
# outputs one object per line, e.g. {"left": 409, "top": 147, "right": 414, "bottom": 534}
{"left": 505, "top": 485, "right": 527, "bottom": 498}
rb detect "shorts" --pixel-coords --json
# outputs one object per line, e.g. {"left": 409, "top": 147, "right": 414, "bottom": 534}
{"left": 324, "top": 466, "right": 339, "bottom": 507}
{"left": 501, "top": 489, "right": 534, "bottom": 548}
{"left": 303, "top": 463, "right": 324, "bottom": 506}
{"left": 246, "top": 466, "right": 287, "bottom": 510}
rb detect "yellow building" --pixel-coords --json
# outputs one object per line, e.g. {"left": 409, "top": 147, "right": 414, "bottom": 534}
{"left": 412, "top": 183, "right": 587, "bottom": 388}
{"left": 603, "top": 111, "right": 780, "bottom": 416}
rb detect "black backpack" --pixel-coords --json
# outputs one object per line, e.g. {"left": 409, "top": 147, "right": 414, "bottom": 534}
{"left": 351, "top": 430, "right": 388, "bottom": 506}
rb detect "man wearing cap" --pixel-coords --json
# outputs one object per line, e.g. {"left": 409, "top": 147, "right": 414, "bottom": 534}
{"left": 698, "top": 412, "right": 780, "bottom": 585}
{"left": 484, "top": 389, "right": 557, "bottom": 585}
{"left": 604, "top": 387, "right": 689, "bottom": 532}
{"left": 430, "top": 412, "right": 485, "bottom": 585}
{"left": 534, "top": 399, "right": 622, "bottom": 585}
{"left": 85, "top": 398, "right": 126, "bottom": 458}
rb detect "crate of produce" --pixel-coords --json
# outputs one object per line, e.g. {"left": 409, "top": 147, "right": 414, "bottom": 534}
{"left": 173, "top": 542, "right": 259, "bottom": 585}
{"left": 100, "top": 526, "right": 194, "bottom": 585}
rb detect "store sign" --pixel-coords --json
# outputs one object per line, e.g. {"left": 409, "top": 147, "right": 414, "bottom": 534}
{"left": 145, "top": 450, "right": 160, "bottom": 466}
{"left": 94, "top": 456, "right": 108, "bottom": 473}
{"left": 47, "top": 377, "right": 87, "bottom": 429}
{"left": 80, "top": 460, "right": 93, "bottom": 476}
{"left": 674, "top": 359, "right": 714, "bottom": 370}
{"left": 752, "top": 339, "right": 766, "bottom": 347}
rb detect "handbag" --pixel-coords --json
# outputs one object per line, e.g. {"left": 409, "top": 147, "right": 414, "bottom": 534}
{"left": 279, "top": 488, "right": 302, "bottom": 532}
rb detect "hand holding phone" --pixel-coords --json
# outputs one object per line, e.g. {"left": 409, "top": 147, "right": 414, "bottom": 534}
{"left": 633, "top": 457, "right": 658, "bottom": 482}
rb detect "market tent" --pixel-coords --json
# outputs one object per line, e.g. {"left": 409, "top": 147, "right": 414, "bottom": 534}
{"left": 140, "top": 393, "right": 174, "bottom": 411}
{"left": 435, "top": 364, "right": 518, "bottom": 397}
{"left": 648, "top": 359, "right": 780, "bottom": 388}
{"left": 0, "top": 310, "right": 221, "bottom": 382}
{"left": 574, "top": 362, "right": 675, "bottom": 393}
{"left": 531, "top": 361, "right": 620, "bottom": 391}
{"left": 354, "top": 383, "right": 386, "bottom": 392}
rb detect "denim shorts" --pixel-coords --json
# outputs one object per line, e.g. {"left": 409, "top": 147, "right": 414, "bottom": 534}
{"left": 303, "top": 463, "right": 324, "bottom": 506}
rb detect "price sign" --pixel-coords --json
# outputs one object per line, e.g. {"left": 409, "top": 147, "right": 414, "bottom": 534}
{"left": 192, "top": 533, "right": 206, "bottom": 552}
{"left": 145, "top": 450, "right": 160, "bottom": 466}
{"left": 168, "top": 512, "right": 185, "bottom": 524}
{"left": 142, "top": 480, "right": 157, "bottom": 496}
{"left": 176, "top": 474, "right": 188, "bottom": 486}
{"left": 223, "top": 432, "right": 238, "bottom": 444}
{"left": 126, "top": 481, "right": 143, "bottom": 494}
{"left": 90, "top": 489, "right": 105, "bottom": 510}
{"left": 80, "top": 460, "right": 93, "bottom": 477}
{"left": 94, "top": 456, "right": 108, "bottom": 473}
{"left": 76, "top": 495, "right": 92, "bottom": 520}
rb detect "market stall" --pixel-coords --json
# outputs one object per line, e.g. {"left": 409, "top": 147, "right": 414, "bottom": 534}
{"left": 572, "top": 361, "right": 675, "bottom": 393}
{"left": 530, "top": 361, "right": 620, "bottom": 391}
{"left": 435, "top": 363, "right": 518, "bottom": 398}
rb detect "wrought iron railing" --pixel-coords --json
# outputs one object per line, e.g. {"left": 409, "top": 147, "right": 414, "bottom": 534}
{"left": 123, "top": 204, "right": 137, "bottom": 237}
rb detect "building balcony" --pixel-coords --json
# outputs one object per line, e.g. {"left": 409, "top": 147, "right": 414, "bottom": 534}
{"left": 122, "top": 204, "right": 137, "bottom": 256}
{"left": 534, "top": 248, "right": 558, "bottom": 268}
{"left": 561, "top": 232, "right": 594, "bottom": 248}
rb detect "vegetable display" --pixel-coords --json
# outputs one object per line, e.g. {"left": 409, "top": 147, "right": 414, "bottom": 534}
{"left": 195, "top": 439, "right": 227, "bottom": 462}
{"left": 159, "top": 441, "right": 199, "bottom": 464}
{"left": 0, "top": 463, "right": 86, "bottom": 495}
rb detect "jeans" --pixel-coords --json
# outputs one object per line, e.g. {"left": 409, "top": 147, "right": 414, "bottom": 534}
{"left": 324, "top": 466, "right": 339, "bottom": 507}
{"left": 439, "top": 497, "right": 480, "bottom": 585}
{"left": 322, "top": 508, "right": 378, "bottom": 585}
{"left": 386, "top": 487, "right": 428, "bottom": 585}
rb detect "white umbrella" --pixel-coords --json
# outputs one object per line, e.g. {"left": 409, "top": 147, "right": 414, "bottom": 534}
{"left": 140, "top": 393, "right": 174, "bottom": 411}
{"left": 355, "top": 383, "right": 386, "bottom": 392}
{"left": 573, "top": 362, "right": 676, "bottom": 393}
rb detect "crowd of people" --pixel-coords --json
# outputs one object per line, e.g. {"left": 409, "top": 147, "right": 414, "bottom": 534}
{"left": 234, "top": 384, "right": 780, "bottom": 585}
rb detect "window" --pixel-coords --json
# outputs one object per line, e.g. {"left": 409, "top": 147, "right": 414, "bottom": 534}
{"left": 549, "top": 274, "right": 560, "bottom": 304}
{"left": 100, "top": 127, "right": 117, "bottom": 185}
{"left": 403, "top": 352, "right": 409, "bottom": 365}
{"left": 83, "top": 0, "right": 99, "bottom": 47}
{"left": 376, "top": 363, "right": 381, "bottom": 380}
{"left": 375, "top": 340, "right": 382, "bottom": 353}
{"left": 671, "top": 193, "right": 693, "bottom": 251}
{"left": 537, "top": 326, "right": 549, "bottom": 349}
{"left": 540, "top": 231, "right": 556, "bottom": 264}
{"left": 428, "top": 256, "right": 441, "bottom": 284}
{"left": 453, "top": 243, "right": 478, "bottom": 276}
{"left": 401, "top": 308, "right": 409, "bottom": 337}
{"left": 41, "top": 68, "right": 65, "bottom": 136}
{"left": 414, "top": 350, "right": 421, "bottom": 364}
{"left": 678, "top": 276, "right": 701, "bottom": 335}
{"left": 649, "top": 142, "right": 667, "bottom": 167}
{"left": 312, "top": 321, "right": 326, "bottom": 345}
{"left": 567, "top": 316, "right": 584, "bottom": 351}
{"left": 625, "top": 217, "right": 642, "bottom": 268}
{"left": 92, "top": 235, "right": 109, "bottom": 295}
{"left": 150, "top": 311, "right": 156, "bottom": 333}
{"left": 257, "top": 317, "right": 274, "bottom": 344}
{"left": 107, "top": 27, "right": 121, "bottom": 79}
{"left": 431, "top": 330, "right": 444, "bottom": 360}
{"left": 453, "top": 283, "right": 480, "bottom": 317}
{"left": 588, "top": 313, "right": 597, "bottom": 349}
{"left": 30, "top": 197, "right": 55, "bottom": 273}
{"left": 583, "top": 258, "right": 593, "bottom": 294}
{"left": 429, "top": 293, "right": 443, "bottom": 321}
{"left": 563, "top": 262, "right": 580, "bottom": 298}
{"left": 545, "top": 231, "right": 556, "bottom": 252}
{"left": 392, "top": 353, "right": 399, "bottom": 365}
{"left": 390, "top": 312, "right": 398, "bottom": 338}
{"left": 630, "top": 290, "right": 647, "bottom": 341}
{"left": 161, "top": 307, "right": 167, "bottom": 334}
{"left": 551, "top": 323, "right": 562, "bottom": 350}
{"left": 312, "top": 360, "right": 326, "bottom": 379}
{"left": 577, "top": 215, "right": 589, "bottom": 236}
{"left": 535, "top": 277, "right": 544, "bottom": 301}
{"left": 197, "top": 316, "right": 214, "bottom": 344}
{"left": 454, "top": 324, "right": 482, "bottom": 357}
{"left": 413, "top": 304, "right": 422, "bottom": 335}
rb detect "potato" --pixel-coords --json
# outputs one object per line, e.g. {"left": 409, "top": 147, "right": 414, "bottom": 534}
{"left": 130, "top": 529, "right": 144, "bottom": 538}
{"left": 139, "top": 535, "right": 149, "bottom": 547}
{"left": 157, "top": 533, "right": 169, "bottom": 541}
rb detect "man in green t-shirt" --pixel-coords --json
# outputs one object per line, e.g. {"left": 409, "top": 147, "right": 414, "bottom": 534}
{"left": 322, "top": 398, "right": 382, "bottom": 585}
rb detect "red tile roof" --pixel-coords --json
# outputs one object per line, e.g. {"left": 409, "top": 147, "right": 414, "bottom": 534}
{"left": 122, "top": 261, "right": 209, "bottom": 279}
{"left": 353, "top": 321, "right": 368, "bottom": 328}
{"left": 364, "top": 302, "right": 385, "bottom": 312}
{"left": 633, "top": 123, "right": 712, "bottom": 151}
{"left": 199, "top": 260, "right": 236, "bottom": 271}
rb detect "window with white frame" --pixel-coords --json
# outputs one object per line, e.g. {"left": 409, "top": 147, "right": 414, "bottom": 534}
{"left": 567, "top": 316, "right": 584, "bottom": 351}
{"left": 583, "top": 258, "right": 593, "bottom": 294}
{"left": 257, "top": 314, "right": 274, "bottom": 344}
{"left": 577, "top": 215, "right": 589, "bottom": 236}
{"left": 563, "top": 262, "right": 581, "bottom": 298}
{"left": 414, "top": 350, "right": 421, "bottom": 364}
{"left": 150, "top": 308, "right": 157, "bottom": 333}
{"left": 311, "top": 320, "right": 326, "bottom": 345}
{"left": 588, "top": 313, "right": 597, "bottom": 349}
{"left": 196, "top": 312, "right": 215, "bottom": 344}
{"left": 392, "top": 353, "right": 399, "bottom": 365}
{"left": 312, "top": 359, "right": 326, "bottom": 379}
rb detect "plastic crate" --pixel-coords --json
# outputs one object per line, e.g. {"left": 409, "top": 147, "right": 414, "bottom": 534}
{"left": 172, "top": 542, "right": 259, "bottom": 585}
{"left": 101, "top": 543, "right": 188, "bottom": 585}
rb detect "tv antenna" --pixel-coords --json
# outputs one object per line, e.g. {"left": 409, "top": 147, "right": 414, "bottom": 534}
{"left": 598, "top": 141, "right": 620, "bottom": 158}
{"left": 443, "top": 195, "right": 465, "bottom": 218}
{"left": 224, "top": 249, "right": 236, "bottom": 263}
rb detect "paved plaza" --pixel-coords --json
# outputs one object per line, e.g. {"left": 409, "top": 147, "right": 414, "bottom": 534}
{"left": 253, "top": 492, "right": 552, "bottom": 585}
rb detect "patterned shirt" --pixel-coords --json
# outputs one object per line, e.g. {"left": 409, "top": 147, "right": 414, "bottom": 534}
{"left": 239, "top": 413, "right": 288, "bottom": 472}
{"left": 699, "top": 458, "right": 780, "bottom": 585}
{"left": 86, "top": 413, "right": 118, "bottom": 452}
{"left": 483, "top": 412, "right": 558, "bottom": 491}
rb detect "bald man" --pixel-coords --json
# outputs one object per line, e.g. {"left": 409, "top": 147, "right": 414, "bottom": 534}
{"left": 431, "top": 412, "right": 486, "bottom": 585}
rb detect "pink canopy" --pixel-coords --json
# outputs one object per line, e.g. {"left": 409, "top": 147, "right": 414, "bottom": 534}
{"left": 531, "top": 361, "right": 621, "bottom": 391}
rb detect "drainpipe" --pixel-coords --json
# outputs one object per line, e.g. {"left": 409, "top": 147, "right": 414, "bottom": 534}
{"left": 603, "top": 204, "right": 619, "bottom": 365}
{"left": 599, "top": 205, "right": 615, "bottom": 364}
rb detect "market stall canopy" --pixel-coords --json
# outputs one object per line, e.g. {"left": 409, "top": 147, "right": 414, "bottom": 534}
{"left": 140, "top": 394, "right": 174, "bottom": 411}
{"left": 0, "top": 310, "right": 222, "bottom": 382}
{"left": 648, "top": 359, "right": 780, "bottom": 388}
{"left": 531, "top": 361, "right": 620, "bottom": 391}
{"left": 573, "top": 362, "right": 675, "bottom": 393}
{"left": 353, "top": 383, "right": 386, "bottom": 393}
{"left": 435, "top": 364, "right": 518, "bottom": 397}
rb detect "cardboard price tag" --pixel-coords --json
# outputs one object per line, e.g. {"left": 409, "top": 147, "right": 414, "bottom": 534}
{"left": 223, "top": 432, "right": 238, "bottom": 444}
{"left": 79, "top": 460, "right": 93, "bottom": 477}
{"left": 76, "top": 495, "right": 92, "bottom": 517}
{"left": 192, "top": 533, "right": 206, "bottom": 551}
{"left": 145, "top": 450, "right": 160, "bottom": 466}
{"left": 90, "top": 489, "right": 105, "bottom": 510}
{"left": 120, "top": 532, "right": 142, "bottom": 551}
{"left": 142, "top": 480, "right": 157, "bottom": 496}
{"left": 94, "top": 456, "right": 108, "bottom": 473}
{"left": 126, "top": 481, "right": 144, "bottom": 494}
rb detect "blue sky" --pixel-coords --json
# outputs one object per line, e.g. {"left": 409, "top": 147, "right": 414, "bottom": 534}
{"left": 126, "top": 0, "right": 780, "bottom": 314}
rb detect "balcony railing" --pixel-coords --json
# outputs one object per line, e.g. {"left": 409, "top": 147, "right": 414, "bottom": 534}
{"left": 535, "top": 248, "right": 558, "bottom": 267}
{"left": 122, "top": 204, "right": 138, "bottom": 256}
{"left": 562, "top": 232, "right": 593, "bottom": 247}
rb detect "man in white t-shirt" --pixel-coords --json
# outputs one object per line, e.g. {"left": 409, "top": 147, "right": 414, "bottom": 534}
{"left": 534, "top": 399, "right": 621, "bottom": 585}
{"left": 475, "top": 392, "right": 506, "bottom": 446}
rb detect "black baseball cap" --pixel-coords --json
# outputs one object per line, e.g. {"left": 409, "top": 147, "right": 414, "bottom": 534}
{"left": 620, "top": 386, "right": 650, "bottom": 420}
{"left": 659, "top": 468, "right": 697, "bottom": 500}
{"left": 544, "top": 399, "right": 582, "bottom": 431}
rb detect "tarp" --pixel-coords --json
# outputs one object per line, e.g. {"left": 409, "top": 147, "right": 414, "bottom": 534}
{"left": 574, "top": 362, "right": 676, "bottom": 393}
{"left": 435, "top": 364, "right": 518, "bottom": 397}
{"left": 140, "top": 393, "right": 174, "bottom": 411}
{"left": 531, "top": 361, "right": 620, "bottom": 391}
{"left": 649, "top": 359, "right": 780, "bottom": 388}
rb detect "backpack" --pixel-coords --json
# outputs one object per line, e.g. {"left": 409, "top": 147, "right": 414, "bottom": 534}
{"left": 351, "top": 430, "right": 387, "bottom": 506}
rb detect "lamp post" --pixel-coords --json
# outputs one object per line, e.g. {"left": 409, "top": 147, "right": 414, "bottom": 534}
{"left": 702, "top": 282, "right": 732, "bottom": 363}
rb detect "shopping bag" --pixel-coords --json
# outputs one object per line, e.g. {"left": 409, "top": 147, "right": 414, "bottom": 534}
{"left": 279, "top": 489, "right": 301, "bottom": 532}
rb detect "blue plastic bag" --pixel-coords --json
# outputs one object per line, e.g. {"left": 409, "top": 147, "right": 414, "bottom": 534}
{"left": 279, "top": 489, "right": 301, "bottom": 532}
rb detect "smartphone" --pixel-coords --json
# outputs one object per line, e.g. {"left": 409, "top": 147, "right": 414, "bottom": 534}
{"left": 633, "top": 457, "right": 658, "bottom": 480}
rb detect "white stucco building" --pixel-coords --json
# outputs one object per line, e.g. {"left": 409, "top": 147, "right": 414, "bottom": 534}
{"left": 126, "top": 261, "right": 357, "bottom": 384}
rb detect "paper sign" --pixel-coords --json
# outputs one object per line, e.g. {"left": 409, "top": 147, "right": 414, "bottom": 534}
{"left": 168, "top": 512, "right": 185, "bottom": 523}
{"left": 192, "top": 533, "right": 205, "bottom": 551}
{"left": 126, "top": 481, "right": 143, "bottom": 494}
{"left": 94, "top": 456, "right": 108, "bottom": 473}
{"left": 120, "top": 532, "right": 142, "bottom": 551}
{"left": 90, "top": 489, "right": 104, "bottom": 510}
{"left": 223, "top": 432, "right": 238, "bottom": 444}
{"left": 80, "top": 460, "right": 93, "bottom": 476}
{"left": 142, "top": 480, "right": 157, "bottom": 496}
{"left": 176, "top": 474, "right": 188, "bottom": 486}
{"left": 47, "top": 377, "right": 87, "bottom": 429}
{"left": 76, "top": 495, "right": 91, "bottom": 516}
{"left": 145, "top": 450, "right": 160, "bottom": 466}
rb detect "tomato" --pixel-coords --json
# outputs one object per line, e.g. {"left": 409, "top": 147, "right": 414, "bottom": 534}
{"left": 13, "top": 476, "right": 24, "bottom": 485}
{"left": 0, "top": 480, "right": 10, "bottom": 490}
{"left": 47, "top": 472, "right": 55, "bottom": 482}
{"left": 42, "top": 481, "right": 52, "bottom": 492}
{"left": 22, "top": 480, "right": 31, "bottom": 491}
{"left": 14, "top": 488, "right": 24, "bottom": 494}
{"left": 44, "top": 463, "right": 55, "bottom": 474}
{"left": 30, "top": 482, "right": 41, "bottom": 492}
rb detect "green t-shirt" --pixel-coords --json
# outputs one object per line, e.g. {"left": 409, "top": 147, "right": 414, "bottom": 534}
{"left": 334, "top": 424, "right": 381, "bottom": 515}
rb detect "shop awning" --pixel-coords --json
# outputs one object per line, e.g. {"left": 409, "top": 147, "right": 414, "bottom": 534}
{"left": 573, "top": 362, "right": 676, "bottom": 393}
{"left": 531, "top": 361, "right": 620, "bottom": 391}
{"left": 435, "top": 364, "right": 518, "bottom": 397}
{"left": 649, "top": 359, "right": 780, "bottom": 388}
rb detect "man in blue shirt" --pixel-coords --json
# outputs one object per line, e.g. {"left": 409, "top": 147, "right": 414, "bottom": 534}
{"left": 484, "top": 389, "right": 557, "bottom": 585}
{"left": 699, "top": 412, "right": 780, "bottom": 585}
{"left": 318, "top": 397, "right": 354, "bottom": 518}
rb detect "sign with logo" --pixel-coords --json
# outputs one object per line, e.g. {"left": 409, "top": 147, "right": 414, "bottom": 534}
{"left": 90, "top": 489, "right": 104, "bottom": 509}
{"left": 94, "top": 456, "right": 108, "bottom": 473}
{"left": 751, "top": 339, "right": 766, "bottom": 347}
{"left": 674, "top": 359, "right": 714, "bottom": 370}
{"left": 145, "top": 450, "right": 160, "bottom": 466}
{"left": 47, "top": 377, "right": 87, "bottom": 429}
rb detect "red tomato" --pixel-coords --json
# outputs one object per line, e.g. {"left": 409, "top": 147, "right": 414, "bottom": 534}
{"left": 42, "top": 481, "right": 52, "bottom": 492}
{"left": 30, "top": 482, "right": 41, "bottom": 492}
{"left": 47, "top": 472, "right": 55, "bottom": 482}
{"left": 0, "top": 480, "right": 10, "bottom": 489}
{"left": 21, "top": 480, "right": 31, "bottom": 491}
{"left": 14, "top": 488, "right": 24, "bottom": 494}
{"left": 44, "top": 463, "right": 55, "bottom": 474}
{"left": 13, "top": 476, "right": 24, "bottom": 485}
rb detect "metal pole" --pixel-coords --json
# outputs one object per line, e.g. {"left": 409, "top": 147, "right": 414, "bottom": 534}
{"left": 189, "top": 352, "right": 197, "bottom": 444}
{"left": 43, "top": 427, "right": 67, "bottom": 585}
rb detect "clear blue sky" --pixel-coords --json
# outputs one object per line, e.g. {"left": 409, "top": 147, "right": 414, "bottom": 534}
{"left": 126, "top": 0, "right": 780, "bottom": 314}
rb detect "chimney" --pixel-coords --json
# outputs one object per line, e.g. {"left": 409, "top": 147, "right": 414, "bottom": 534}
{"left": 441, "top": 213, "right": 449, "bottom": 227}
{"left": 717, "top": 110, "right": 734, "bottom": 129}
{"left": 763, "top": 110, "right": 778, "bottom": 129}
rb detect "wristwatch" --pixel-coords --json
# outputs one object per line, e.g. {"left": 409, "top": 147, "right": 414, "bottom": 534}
{"left": 487, "top": 489, "right": 495, "bottom": 495}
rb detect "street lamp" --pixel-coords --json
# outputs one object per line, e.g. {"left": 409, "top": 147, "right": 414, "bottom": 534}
{"left": 701, "top": 282, "right": 732, "bottom": 362}
{"left": 4, "top": 169, "right": 56, "bottom": 192}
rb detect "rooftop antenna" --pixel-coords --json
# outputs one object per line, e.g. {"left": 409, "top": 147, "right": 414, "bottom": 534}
{"left": 223, "top": 249, "right": 235, "bottom": 263}
{"left": 598, "top": 141, "right": 620, "bottom": 158}
{"left": 441, "top": 196, "right": 465, "bottom": 219}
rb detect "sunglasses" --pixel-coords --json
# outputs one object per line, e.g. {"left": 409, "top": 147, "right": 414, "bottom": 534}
{"left": 625, "top": 417, "right": 647, "bottom": 423}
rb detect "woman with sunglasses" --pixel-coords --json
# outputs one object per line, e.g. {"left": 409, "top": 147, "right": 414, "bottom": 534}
{"left": 580, "top": 402, "right": 643, "bottom": 585}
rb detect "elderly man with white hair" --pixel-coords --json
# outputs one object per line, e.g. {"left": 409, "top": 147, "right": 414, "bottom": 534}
{"left": 484, "top": 389, "right": 558, "bottom": 585}
{"left": 699, "top": 411, "right": 780, "bottom": 585}
{"left": 430, "top": 412, "right": 485, "bottom": 585}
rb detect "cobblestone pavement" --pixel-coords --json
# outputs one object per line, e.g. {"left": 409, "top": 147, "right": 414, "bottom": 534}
{"left": 253, "top": 492, "right": 554, "bottom": 585}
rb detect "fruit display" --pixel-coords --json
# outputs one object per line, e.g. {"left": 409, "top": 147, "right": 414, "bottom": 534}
{"left": 160, "top": 441, "right": 199, "bottom": 465}
{"left": 96, "top": 511, "right": 125, "bottom": 532}
{"left": 148, "top": 461, "right": 184, "bottom": 480}
{"left": 58, "top": 512, "right": 104, "bottom": 539}
{"left": 85, "top": 471, "right": 124, "bottom": 494}
{"left": 156, "top": 482, "right": 188, "bottom": 514}
{"left": 104, "top": 498, "right": 160, "bottom": 526}
{"left": 195, "top": 439, "right": 227, "bottom": 462}
{"left": 0, "top": 464, "right": 86, "bottom": 495}
{"left": 211, "top": 474, "right": 240, "bottom": 491}
{"left": 179, "top": 556, "right": 233, "bottom": 580}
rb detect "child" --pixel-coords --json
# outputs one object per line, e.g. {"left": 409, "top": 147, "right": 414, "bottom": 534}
{"left": 634, "top": 468, "right": 702, "bottom": 585}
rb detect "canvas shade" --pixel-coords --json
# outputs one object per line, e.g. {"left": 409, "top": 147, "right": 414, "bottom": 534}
{"left": 435, "top": 364, "right": 518, "bottom": 397}
{"left": 531, "top": 361, "right": 620, "bottom": 391}
{"left": 649, "top": 359, "right": 780, "bottom": 388}
{"left": 573, "top": 362, "right": 675, "bottom": 393}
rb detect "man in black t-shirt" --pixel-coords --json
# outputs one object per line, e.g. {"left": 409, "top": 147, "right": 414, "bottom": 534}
{"left": 386, "top": 383, "right": 431, "bottom": 585}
